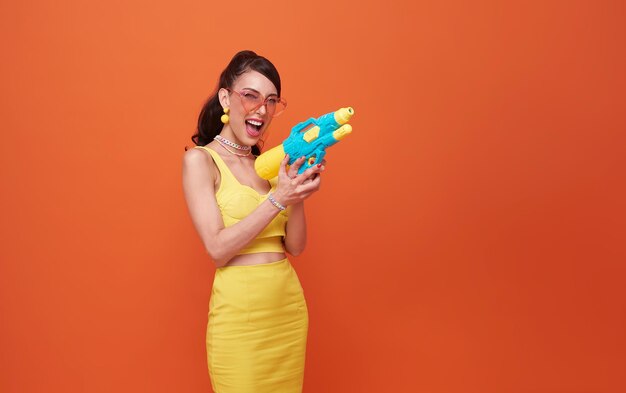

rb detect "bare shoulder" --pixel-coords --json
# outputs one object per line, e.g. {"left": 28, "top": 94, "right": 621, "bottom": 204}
{"left": 183, "top": 147, "right": 213, "bottom": 169}
{"left": 182, "top": 147, "right": 217, "bottom": 180}
{"left": 183, "top": 146, "right": 207, "bottom": 163}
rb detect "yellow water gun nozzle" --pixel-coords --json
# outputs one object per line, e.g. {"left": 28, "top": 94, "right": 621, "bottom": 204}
{"left": 334, "top": 107, "right": 355, "bottom": 125}
{"left": 333, "top": 124, "right": 353, "bottom": 141}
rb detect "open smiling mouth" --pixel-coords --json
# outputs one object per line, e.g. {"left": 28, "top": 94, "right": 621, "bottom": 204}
{"left": 245, "top": 119, "right": 264, "bottom": 137}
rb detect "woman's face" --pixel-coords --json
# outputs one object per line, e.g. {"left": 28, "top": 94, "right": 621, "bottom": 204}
{"left": 219, "top": 70, "right": 279, "bottom": 146}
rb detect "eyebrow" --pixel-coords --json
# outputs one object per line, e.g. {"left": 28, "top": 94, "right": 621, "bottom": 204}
{"left": 240, "top": 87, "right": 279, "bottom": 97}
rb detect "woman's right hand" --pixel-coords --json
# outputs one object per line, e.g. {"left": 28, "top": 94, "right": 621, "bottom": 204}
{"left": 272, "top": 154, "right": 324, "bottom": 206}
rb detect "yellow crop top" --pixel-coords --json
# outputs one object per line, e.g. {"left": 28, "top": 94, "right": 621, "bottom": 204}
{"left": 195, "top": 146, "right": 290, "bottom": 255}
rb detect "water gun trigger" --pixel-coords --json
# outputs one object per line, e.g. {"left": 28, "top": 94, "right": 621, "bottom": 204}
{"left": 300, "top": 150, "right": 326, "bottom": 174}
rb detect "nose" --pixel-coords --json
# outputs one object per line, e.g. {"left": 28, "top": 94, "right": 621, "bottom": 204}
{"left": 255, "top": 102, "right": 267, "bottom": 115}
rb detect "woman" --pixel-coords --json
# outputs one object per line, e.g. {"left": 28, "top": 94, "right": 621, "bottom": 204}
{"left": 182, "top": 50, "right": 323, "bottom": 392}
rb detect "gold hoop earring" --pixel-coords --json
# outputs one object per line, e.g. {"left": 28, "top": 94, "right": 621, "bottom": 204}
{"left": 220, "top": 107, "right": 230, "bottom": 124}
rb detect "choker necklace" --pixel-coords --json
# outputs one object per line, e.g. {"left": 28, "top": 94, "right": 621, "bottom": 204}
{"left": 214, "top": 135, "right": 251, "bottom": 151}
{"left": 215, "top": 138, "right": 251, "bottom": 157}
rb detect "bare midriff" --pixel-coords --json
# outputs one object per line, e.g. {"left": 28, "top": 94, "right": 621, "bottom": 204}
{"left": 223, "top": 252, "right": 287, "bottom": 267}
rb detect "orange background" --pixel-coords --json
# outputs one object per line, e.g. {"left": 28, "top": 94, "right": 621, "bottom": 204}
{"left": 1, "top": 1, "right": 625, "bottom": 392}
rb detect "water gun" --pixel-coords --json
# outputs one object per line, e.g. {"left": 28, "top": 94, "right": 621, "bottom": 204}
{"left": 255, "top": 107, "right": 355, "bottom": 180}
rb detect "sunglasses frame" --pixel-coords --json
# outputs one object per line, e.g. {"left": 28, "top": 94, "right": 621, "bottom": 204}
{"left": 225, "top": 88, "right": 287, "bottom": 118}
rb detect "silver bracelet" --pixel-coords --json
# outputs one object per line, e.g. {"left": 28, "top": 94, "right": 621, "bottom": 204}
{"left": 267, "top": 193, "right": 286, "bottom": 211}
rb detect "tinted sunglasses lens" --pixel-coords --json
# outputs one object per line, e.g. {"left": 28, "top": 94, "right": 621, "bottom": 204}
{"left": 272, "top": 102, "right": 286, "bottom": 117}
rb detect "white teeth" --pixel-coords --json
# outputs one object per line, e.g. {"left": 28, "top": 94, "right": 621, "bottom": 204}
{"left": 246, "top": 120, "right": 263, "bottom": 126}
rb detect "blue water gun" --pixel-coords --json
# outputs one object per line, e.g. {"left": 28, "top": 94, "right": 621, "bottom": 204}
{"left": 255, "top": 107, "right": 355, "bottom": 180}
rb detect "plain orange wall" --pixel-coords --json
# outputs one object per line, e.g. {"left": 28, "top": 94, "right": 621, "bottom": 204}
{"left": 1, "top": 1, "right": 625, "bottom": 392}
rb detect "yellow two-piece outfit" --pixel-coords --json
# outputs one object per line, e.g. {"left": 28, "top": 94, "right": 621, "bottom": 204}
{"left": 195, "top": 146, "right": 309, "bottom": 393}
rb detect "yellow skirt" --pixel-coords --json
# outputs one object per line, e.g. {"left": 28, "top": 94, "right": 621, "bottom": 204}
{"left": 206, "top": 258, "right": 308, "bottom": 393}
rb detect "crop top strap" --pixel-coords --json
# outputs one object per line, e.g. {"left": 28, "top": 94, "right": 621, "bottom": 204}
{"left": 194, "top": 146, "right": 238, "bottom": 187}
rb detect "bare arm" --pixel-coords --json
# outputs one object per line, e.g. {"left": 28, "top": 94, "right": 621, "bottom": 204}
{"left": 182, "top": 148, "right": 280, "bottom": 266}
{"left": 182, "top": 151, "right": 322, "bottom": 267}
{"left": 283, "top": 202, "right": 307, "bottom": 256}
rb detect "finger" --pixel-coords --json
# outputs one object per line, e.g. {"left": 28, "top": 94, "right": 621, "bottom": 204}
{"left": 278, "top": 154, "right": 290, "bottom": 176}
{"left": 292, "top": 169, "right": 321, "bottom": 188}
{"left": 301, "top": 174, "right": 318, "bottom": 185}
{"left": 298, "top": 163, "right": 324, "bottom": 181}
{"left": 297, "top": 176, "right": 321, "bottom": 194}
{"left": 288, "top": 156, "right": 306, "bottom": 178}
{"left": 289, "top": 155, "right": 307, "bottom": 176}
{"left": 290, "top": 161, "right": 324, "bottom": 186}
{"left": 292, "top": 173, "right": 321, "bottom": 193}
